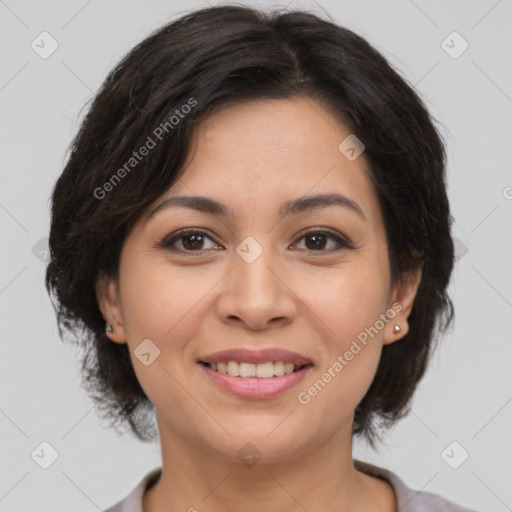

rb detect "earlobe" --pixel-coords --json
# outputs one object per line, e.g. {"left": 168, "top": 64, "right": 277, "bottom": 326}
{"left": 95, "top": 273, "right": 128, "bottom": 344}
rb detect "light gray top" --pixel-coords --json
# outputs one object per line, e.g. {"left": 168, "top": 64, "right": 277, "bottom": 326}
{"left": 103, "top": 459, "right": 479, "bottom": 511}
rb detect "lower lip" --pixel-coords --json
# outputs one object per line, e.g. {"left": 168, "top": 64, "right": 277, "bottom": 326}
{"left": 199, "top": 364, "right": 313, "bottom": 399}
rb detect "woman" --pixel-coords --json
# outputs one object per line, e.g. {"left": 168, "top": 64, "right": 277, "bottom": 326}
{"left": 46, "top": 4, "right": 480, "bottom": 511}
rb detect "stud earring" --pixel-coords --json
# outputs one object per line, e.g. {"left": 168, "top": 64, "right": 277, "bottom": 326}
{"left": 393, "top": 325, "right": 401, "bottom": 334}
{"left": 105, "top": 324, "right": 113, "bottom": 333}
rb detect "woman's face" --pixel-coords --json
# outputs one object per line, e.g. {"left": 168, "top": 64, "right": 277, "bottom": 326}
{"left": 98, "top": 97, "right": 419, "bottom": 462}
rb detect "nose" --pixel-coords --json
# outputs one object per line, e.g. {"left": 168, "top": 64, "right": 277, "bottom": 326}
{"left": 215, "top": 245, "right": 297, "bottom": 331}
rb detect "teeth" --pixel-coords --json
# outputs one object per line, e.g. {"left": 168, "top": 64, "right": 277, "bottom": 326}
{"left": 256, "top": 362, "right": 274, "bottom": 378}
{"left": 239, "top": 362, "right": 256, "bottom": 377}
{"left": 208, "top": 361, "right": 302, "bottom": 378}
{"left": 284, "top": 362, "right": 294, "bottom": 374}
{"left": 227, "top": 361, "right": 240, "bottom": 376}
{"left": 273, "top": 361, "right": 285, "bottom": 376}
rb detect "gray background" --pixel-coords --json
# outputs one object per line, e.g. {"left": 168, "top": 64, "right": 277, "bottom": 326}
{"left": 1, "top": 0, "right": 511, "bottom": 510}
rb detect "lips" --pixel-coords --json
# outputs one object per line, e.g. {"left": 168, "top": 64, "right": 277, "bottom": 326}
{"left": 196, "top": 348, "right": 314, "bottom": 398}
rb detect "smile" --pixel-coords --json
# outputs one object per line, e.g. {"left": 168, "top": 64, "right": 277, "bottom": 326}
{"left": 197, "top": 347, "right": 314, "bottom": 398}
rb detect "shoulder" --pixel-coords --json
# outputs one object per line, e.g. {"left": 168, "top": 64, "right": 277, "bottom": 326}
{"left": 102, "top": 468, "right": 161, "bottom": 512}
{"left": 354, "top": 459, "right": 480, "bottom": 512}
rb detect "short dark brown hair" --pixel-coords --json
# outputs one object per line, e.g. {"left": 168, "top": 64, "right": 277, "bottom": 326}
{"left": 46, "top": 4, "right": 454, "bottom": 447}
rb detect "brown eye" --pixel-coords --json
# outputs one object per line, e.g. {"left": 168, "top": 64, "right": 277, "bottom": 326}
{"left": 293, "top": 229, "right": 353, "bottom": 252}
{"left": 161, "top": 229, "right": 222, "bottom": 253}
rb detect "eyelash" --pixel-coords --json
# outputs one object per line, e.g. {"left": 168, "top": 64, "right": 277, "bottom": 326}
{"left": 160, "top": 228, "right": 354, "bottom": 254}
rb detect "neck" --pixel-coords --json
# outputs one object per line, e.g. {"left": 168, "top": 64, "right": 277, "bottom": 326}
{"left": 142, "top": 417, "right": 396, "bottom": 512}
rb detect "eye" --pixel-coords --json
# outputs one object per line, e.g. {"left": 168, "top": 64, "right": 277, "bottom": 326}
{"left": 161, "top": 229, "right": 222, "bottom": 253}
{"left": 292, "top": 228, "right": 353, "bottom": 252}
{"left": 160, "top": 227, "right": 354, "bottom": 255}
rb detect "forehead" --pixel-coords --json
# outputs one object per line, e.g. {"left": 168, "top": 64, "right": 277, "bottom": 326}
{"left": 150, "top": 97, "right": 382, "bottom": 227}
{"left": 184, "top": 97, "right": 353, "bottom": 177}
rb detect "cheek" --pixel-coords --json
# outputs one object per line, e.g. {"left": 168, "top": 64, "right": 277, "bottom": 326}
{"left": 294, "top": 261, "right": 389, "bottom": 416}
{"left": 119, "top": 255, "right": 211, "bottom": 344}
{"left": 117, "top": 257, "right": 210, "bottom": 428}
{"left": 307, "top": 259, "right": 390, "bottom": 346}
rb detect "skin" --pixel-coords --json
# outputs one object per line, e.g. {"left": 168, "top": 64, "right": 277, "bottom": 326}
{"left": 96, "top": 96, "right": 421, "bottom": 512}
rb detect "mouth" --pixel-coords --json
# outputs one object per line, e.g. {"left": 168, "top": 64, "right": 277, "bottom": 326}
{"left": 196, "top": 348, "right": 314, "bottom": 399}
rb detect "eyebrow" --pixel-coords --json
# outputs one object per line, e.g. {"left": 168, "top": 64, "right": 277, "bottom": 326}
{"left": 146, "top": 193, "right": 365, "bottom": 222}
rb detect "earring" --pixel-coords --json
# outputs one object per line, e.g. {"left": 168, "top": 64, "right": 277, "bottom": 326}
{"left": 105, "top": 324, "right": 113, "bottom": 333}
{"left": 393, "top": 325, "right": 401, "bottom": 334}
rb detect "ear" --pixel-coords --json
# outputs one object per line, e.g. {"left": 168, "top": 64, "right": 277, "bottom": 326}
{"left": 95, "top": 272, "right": 127, "bottom": 344}
{"left": 383, "top": 267, "right": 422, "bottom": 345}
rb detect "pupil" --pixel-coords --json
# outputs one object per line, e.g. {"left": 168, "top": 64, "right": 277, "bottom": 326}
{"left": 183, "top": 234, "right": 203, "bottom": 250}
{"left": 306, "top": 234, "right": 326, "bottom": 250}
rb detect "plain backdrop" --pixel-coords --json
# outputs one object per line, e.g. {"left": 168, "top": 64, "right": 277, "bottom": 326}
{"left": 1, "top": 0, "right": 511, "bottom": 511}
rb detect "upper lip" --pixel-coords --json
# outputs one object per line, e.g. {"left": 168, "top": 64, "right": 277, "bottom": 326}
{"left": 198, "top": 348, "right": 314, "bottom": 367}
